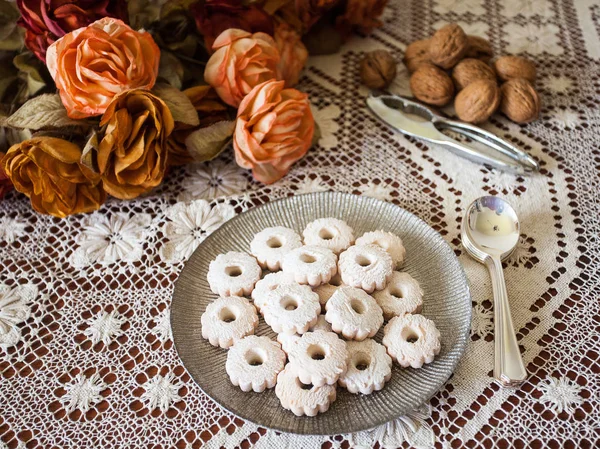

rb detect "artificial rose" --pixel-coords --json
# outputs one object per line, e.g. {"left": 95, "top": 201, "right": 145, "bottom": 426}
{"left": 98, "top": 89, "right": 174, "bottom": 200}
{"left": 233, "top": 80, "right": 314, "bottom": 184}
{"left": 205, "top": 28, "right": 280, "bottom": 108}
{"left": 191, "top": 0, "right": 274, "bottom": 50}
{"left": 16, "top": 0, "right": 128, "bottom": 62}
{"left": 46, "top": 18, "right": 160, "bottom": 119}
{"left": 167, "top": 85, "right": 230, "bottom": 166}
{"left": 0, "top": 165, "right": 12, "bottom": 200}
{"left": 335, "top": 0, "right": 388, "bottom": 39}
{"left": 274, "top": 22, "right": 308, "bottom": 87}
{"left": 0, "top": 137, "right": 105, "bottom": 217}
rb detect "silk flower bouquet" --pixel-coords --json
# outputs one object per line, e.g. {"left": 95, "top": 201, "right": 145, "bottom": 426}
{"left": 0, "top": 0, "right": 388, "bottom": 218}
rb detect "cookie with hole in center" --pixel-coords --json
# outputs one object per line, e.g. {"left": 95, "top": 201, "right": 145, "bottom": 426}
{"left": 261, "top": 283, "right": 320, "bottom": 335}
{"left": 339, "top": 339, "right": 392, "bottom": 394}
{"left": 281, "top": 245, "right": 338, "bottom": 286}
{"left": 302, "top": 218, "right": 355, "bottom": 254}
{"left": 226, "top": 335, "right": 286, "bottom": 392}
{"left": 325, "top": 286, "right": 384, "bottom": 341}
{"left": 383, "top": 313, "right": 441, "bottom": 368}
{"left": 338, "top": 244, "right": 393, "bottom": 293}
{"left": 275, "top": 364, "right": 337, "bottom": 416}
{"left": 372, "top": 271, "right": 423, "bottom": 320}
{"left": 200, "top": 296, "right": 258, "bottom": 348}
{"left": 250, "top": 226, "right": 303, "bottom": 271}
{"left": 207, "top": 251, "right": 261, "bottom": 297}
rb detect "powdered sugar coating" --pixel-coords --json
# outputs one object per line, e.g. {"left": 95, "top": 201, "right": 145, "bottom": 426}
{"left": 251, "top": 271, "right": 296, "bottom": 312}
{"left": 261, "top": 283, "right": 320, "bottom": 334}
{"left": 226, "top": 335, "right": 286, "bottom": 392}
{"left": 313, "top": 273, "right": 346, "bottom": 310}
{"left": 339, "top": 339, "right": 392, "bottom": 394}
{"left": 287, "top": 330, "right": 348, "bottom": 387}
{"left": 325, "top": 286, "right": 384, "bottom": 340}
{"left": 207, "top": 252, "right": 261, "bottom": 297}
{"left": 356, "top": 230, "right": 406, "bottom": 268}
{"left": 281, "top": 245, "right": 337, "bottom": 286}
{"left": 303, "top": 218, "right": 355, "bottom": 254}
{"left": 275, "top": 364, "right": 337, "bottom": 417}
{"left": 250, "top": 227, "right": 303, "bottom": 271}
{"left": 201, "top": 296, "right": 258, "bottom": 348}
{"left": 372, "top": 271, "right": 423, "bottom": 320}
{"left": 338, "top": 244, "right": 393, "bottom": 293}
{"left": 277, "top": 315, "right": 332, "bottom": 354}
{"left": 383, "top": 314, "right": 441, "bottom": 368}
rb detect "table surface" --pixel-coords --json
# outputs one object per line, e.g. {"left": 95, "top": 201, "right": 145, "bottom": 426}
{"left": 1, "top": 0, "right": 599, "bottom": 448}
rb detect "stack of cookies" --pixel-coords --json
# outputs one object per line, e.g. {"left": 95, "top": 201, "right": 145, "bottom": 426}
{"left": 201, "top": 218, "right": 441, "bottom": 416}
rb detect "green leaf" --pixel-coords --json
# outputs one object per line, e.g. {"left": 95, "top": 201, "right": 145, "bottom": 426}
{"left": 153, "top": 83, "right": 199, "bottom": 126}
{"left": 4, "top": 94, "right": 88, "bottom": 130}
{"left": 157, "top": 51, "right": 184, "bottom": 90}
{"left": 13, "top": 52, "right": 47, "bottom": 98}
{"left": 184, "top": 120, "right": 235, "bottom": 162}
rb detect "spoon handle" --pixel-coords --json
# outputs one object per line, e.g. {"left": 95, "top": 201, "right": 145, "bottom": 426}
{"left": 486, "top": 256, "right": 527, "bottom": 387}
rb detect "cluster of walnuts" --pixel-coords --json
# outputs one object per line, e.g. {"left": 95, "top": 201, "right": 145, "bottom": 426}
{"left": 404, "top": 23, "right": 540, "bottom": 124}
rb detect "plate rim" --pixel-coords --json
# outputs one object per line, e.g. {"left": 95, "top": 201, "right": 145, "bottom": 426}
{"left": 171, "top": 192, "right": 472, "bottom": 435}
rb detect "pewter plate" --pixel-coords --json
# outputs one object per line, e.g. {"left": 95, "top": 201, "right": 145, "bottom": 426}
{"left": 171, "top": 192, "right": 471, "bottom": 435}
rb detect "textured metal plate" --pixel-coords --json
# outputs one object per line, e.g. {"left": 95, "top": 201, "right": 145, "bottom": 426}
{"left": 171, "top": 192, "right": 471, "bottom": 435}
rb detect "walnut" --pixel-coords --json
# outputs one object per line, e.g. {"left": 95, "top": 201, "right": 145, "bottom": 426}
{"left": 493, "top": 55, "right": 536, "bottom": 83}
{"left": 429, "top": 24, "right": 469, "bottom": 69}
{"left": 403, "top": 39, "right": 431, "bottom": 73}
{"left": 360, "top": 50, "right": 397, "bottom": 89}
{"left": 500, "top": 78, "right": 540, "bottom": 123}
{"left": 452, "top": 58, "right": 496, "bottom": 90}
{"left": 465, "top": 35, "right": 493, "bottom": 63}
{"left": 454, "top": 79, "right": 501, "bottom": 124}
{"left": 409, "top": 63, "right": 455, "bottom": 106}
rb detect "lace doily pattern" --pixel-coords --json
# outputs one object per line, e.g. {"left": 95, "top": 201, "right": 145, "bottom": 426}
{"left": 1, "top": 0, "right": 599, "bottom": 447}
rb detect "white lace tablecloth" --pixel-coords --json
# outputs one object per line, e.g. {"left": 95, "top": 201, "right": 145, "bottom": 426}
{"left": 1, "top": 0, "right": 599, "bottom": 448}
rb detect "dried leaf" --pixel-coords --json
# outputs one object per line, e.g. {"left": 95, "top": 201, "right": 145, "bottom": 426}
{"left": 184, "top": 120, "right": 235, "bottom": 162}
{"left": 4, "top": 94, "right": 87, "bottom": 130}
{"left": 13, "top": 52, "right": 47, "bottom": 97}
{"left": 81, "top": 129, "right": 100, "bottom": 175}
{"left": 153, "top": 83, "right": 200, "bottom": 127}
{"left": 0, "top": 1, "right": 23, "bottom": 51}
{"left": 157, "top": 51, "right": 184, "bottom": 90}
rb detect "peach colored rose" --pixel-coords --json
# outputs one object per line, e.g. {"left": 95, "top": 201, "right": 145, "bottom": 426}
{"left": 204, "top": 28, "right": 280, "bottom": 108}
{"left": 46, "top": 17, "right": 160, "bottom": 119}
{"left": 336, "top": 0, "right": 388, "bottom": 39}
{"left": 274, "top": 22, "right": 309, "bottom": 87}
{"left": 233, "top": 80, "right": 314, "bottom": 184}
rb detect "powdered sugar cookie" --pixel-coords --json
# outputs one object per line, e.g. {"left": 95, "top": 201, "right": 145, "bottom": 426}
{"left": 303, "top": 218, "right": 355, "bottom": 254}
{"left": 275, "top": 364, "right": 337, "bottom": 416}
{"left": 250, "top": 226, "right": 303, "bottom": 271}
{"left": 226, "top": 335, "right": 286, "bottom": 392}
{"left": 325, "top": 286, "right": 384, "bottom": 340}
{"left": 207, "top": 252, "right": 261, "bottom": 297}
{"left": 383, "top": 314, "right": 441, "bottom": 368}
{"left": 251, "top": 271, "right": 296, "bottom": 312}
{"left": 338, "top": 244, "right": 393, "bottom": 293}
{"left": 281, "top": 245, "right": 337, "bottom": 286}
{"left": 356, "top": 230, "right": 406, "bottom": 268}
{"left": 277, "top": 315, "right": 333, "bottom": 354}
{"left": 287, "top": 330, "right": 348, "bottom": 386}
{"left": 201, "top": 296, "right": 258, "bottom": 348}
{"left": 339, "top": 339, "right": 392, "bottom": 394}
{"left": 313, "top": 273, "right": 345, "bottom": 310}
{"left": 372, "top": 271, "right": 423, "bottom": 320}
{"left": 261, "top": 283, "right": 320, "bottom": 334}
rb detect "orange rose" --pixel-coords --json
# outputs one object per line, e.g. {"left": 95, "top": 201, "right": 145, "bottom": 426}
{"left": 204, "top": 28, "right": 280, "bottom": 107}
{"left": 274, "top": 22, "right": 309, "bottom": 87}
{"left": 98, "top": 90, "right": 174, "bottom": 199}
{"left": 336, "top": 0, "right": 388, "bottom": 38}
{"left": 46, "top": 17, "right": 160, "bottom": 119}
{"left": 0, "top": 137, "right": 105, "bottom": 217}
{"left": 233, "top": 80, "right": 314, "bottom": 184}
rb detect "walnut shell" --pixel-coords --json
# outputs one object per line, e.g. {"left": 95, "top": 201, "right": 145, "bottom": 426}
{"left": 360, "top": 50, "right": 397, "bottom": 89}
{"left": 429, "top": 24, "right": 469, "bottom": 69}
{"left": 409, "top": 63, "right": 455, "bottom": 106}
{"left": 403, "top": 39, "right": 431, "bottom": 73}
{"left": 500, "top": 78, "right": 540, "bottom": 123}
{"left": 452, "top": 58, "right": 496, "bottom": 90}
{"left": 465, "top": 35, "right": 493, "bottom": 63}
{"left": 493, "top": 55, "right": 536, "bottom": 83}
{"left": 454, "top": 79, "right": 501, "bottom": 124}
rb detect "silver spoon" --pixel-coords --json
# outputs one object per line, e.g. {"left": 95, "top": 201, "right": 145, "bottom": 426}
{"left": 461, "top": 196, "right": 527, "bottom": 387}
